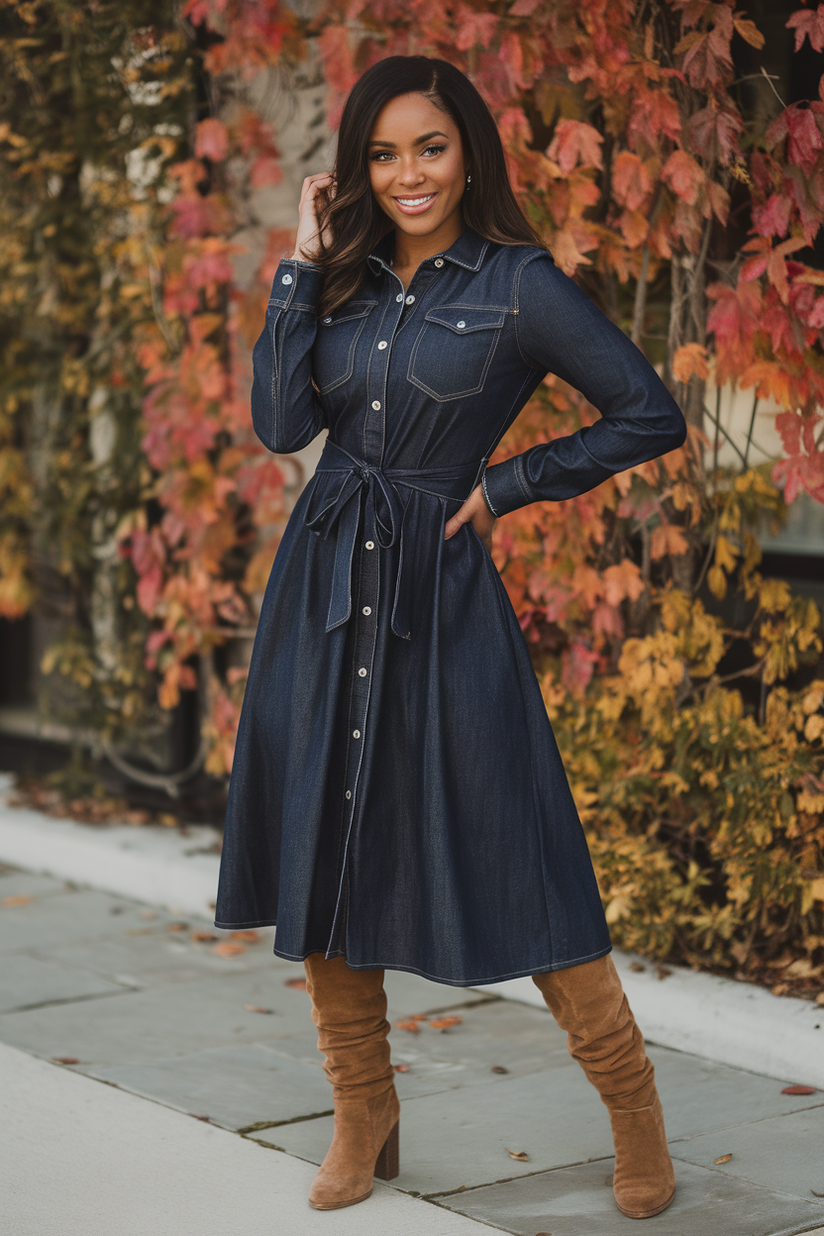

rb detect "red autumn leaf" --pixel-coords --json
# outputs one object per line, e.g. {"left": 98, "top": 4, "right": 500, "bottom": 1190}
{"left": 393, "top": 1063, "right": 411, "bottom": 1072}
{"left": 231, "top": 929, "right": 259, "bottom": 941}
{"left": 455, "top": 7, "right": 499, "bottom": 51}
{"left": 680, "top": 21, "right": 734, "bottom": 90}
{"left": 191, "top": 930, "right": 217, "bottom": 941}
{"left": 662, "top": 149, "right": 705, "bottom": 205}
{"left": 686, "top": 104, "right": 743, "bottom": 164}
{"left": 284, "top": 976, "right": 307, "bottom": 989}
{"left": 787, "top": 4, "right": 824, "bottom": 54}
{"left": 612, "top": 151, "right": 652, "bottom": 211}
{"left": 781, "top": 1084, "right": 817, "bottom": 1095}
{"left": 752, "top": 193, "right": 792, "bottom": 238}
{"left": 211, "top": 942, "right": 246, "bottom": 957}
{"left": 429, "top": 1015, "right": 463, "bottom": 1031}
{"left": 774, "top": 105, "right": 824, "bottom": 175}
{"left": 52, "top": 1057, "right": 80, "bottom": 1065}
{"left": 547, "top": 120, "right": 604, "bottom": 175}
{"left": 396, "top": 1018, "right": 422, "bottom": 1034}
{"left": 195, "top": 118, "right": 229, "bottom": 162}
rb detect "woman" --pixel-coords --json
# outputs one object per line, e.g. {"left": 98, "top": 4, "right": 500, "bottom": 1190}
{"left": 215, "top": 56, "right": 686, "bottom": 1218}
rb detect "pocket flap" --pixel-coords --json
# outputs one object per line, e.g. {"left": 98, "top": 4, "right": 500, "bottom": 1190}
{"left": 320, "top": 301, "right": 376, "bottom": 326}
{"left": 423, "top": 306, "right": 506, "bottom": 334}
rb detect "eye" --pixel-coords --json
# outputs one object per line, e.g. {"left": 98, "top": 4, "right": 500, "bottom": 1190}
{"left": 369, "top": 150, "right": 395, "bottom": 162}
{"left": 422, "top": 144, "right": 446, "bottom": 157}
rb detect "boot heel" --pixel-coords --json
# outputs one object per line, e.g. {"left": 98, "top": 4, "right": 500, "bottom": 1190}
{"left": 374, "top": 1118, "right": 399, "bottom": 1181}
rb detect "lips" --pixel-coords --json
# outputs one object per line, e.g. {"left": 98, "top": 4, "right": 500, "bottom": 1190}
{"left": 392, "top": 192, "right": 438, "bottom": 216}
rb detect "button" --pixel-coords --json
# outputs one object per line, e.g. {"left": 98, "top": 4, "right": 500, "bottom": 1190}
{"left": 396, "top": 292, "right": 403, "bottom": 302}
{"left": 323, "top": 316, "right": 332, "bottom": 324}
{"left": 353, "top": 729, "right": 361, "bottom": 739}
{"left": 405, "top": 294, "right": 415, "bottom": 304}
{"left": 434, "top": 258, "right": 444, "bottom": 267}
{"left": 345, "top": 790, "right": 352, "bottom": 799}
{"left": 358, "top": 667, "right": 367, "bottom": 677}
{"left": 365, "top": 540, "right": 375, "bottom": 550}
{"left": 362, "top": 606, "right": 372, "bottom": 616}
{"left": 457, "top": 320, "right": 466, "bottom": 328}
{"left": 377, "top": 340, "right": 388, "bottom": 350}
{"left": 371, "top": 399, "right": 381, "bottom": 410}
{"left": 281, "top": 274, "right": 293, "bottom": 285}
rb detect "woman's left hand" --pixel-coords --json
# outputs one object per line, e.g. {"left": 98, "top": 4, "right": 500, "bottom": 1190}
{"left": 444, "top": 484, "right": 497, "bottom": 551}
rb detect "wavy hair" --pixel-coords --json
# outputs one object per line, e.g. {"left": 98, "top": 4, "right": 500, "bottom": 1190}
{"left": 314, "top": 56, "right": 546, "bottom": 317}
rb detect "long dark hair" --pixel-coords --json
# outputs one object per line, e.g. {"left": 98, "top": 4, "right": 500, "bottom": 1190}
{"left": 314, "top": 56, "right": 546, "bottom": 316}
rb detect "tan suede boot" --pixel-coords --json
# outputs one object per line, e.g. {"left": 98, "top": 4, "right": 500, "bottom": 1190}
{"left": 532, "top": 954, "right": 675, "bottom": 1219}
{"left": 303, "top": 953, "right": 400, "bottom": 1210}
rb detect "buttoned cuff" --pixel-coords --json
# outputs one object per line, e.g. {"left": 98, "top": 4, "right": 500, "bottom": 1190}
{"left": 480, "top": 455, "right": 534, "bottom": 517}
{"left": 267, "top": 258, "right": 324, "bottom": 312}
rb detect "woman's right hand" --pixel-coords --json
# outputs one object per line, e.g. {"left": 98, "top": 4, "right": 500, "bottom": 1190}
{"left": 291, "top": 172, "right": 334, "bottom": 263}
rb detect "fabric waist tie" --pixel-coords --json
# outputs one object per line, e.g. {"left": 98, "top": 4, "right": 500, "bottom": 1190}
{"left": 304, "top": 438, "right": 483, "bottom": 639}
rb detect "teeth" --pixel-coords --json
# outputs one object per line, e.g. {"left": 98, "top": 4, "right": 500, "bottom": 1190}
{"left": 396, "top": 194, "right": 435, "bottom": 206}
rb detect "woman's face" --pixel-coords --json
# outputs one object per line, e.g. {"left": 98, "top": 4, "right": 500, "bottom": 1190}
{"left": 367, "top": 92, "right": 468, "bottom": 244}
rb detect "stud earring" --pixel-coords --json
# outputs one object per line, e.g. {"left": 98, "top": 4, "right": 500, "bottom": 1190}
{"left": 465, "top": 173, "right": 472, "bottom": 188}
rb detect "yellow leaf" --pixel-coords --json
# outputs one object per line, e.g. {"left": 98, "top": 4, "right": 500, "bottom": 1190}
{"left": 715, "top": 535, "right": 739, "bottom": 573}
{"left": 672, "top": 343, "right": 709, "bottom": 383}
{"left": 707, "top": 565, "right": 727, "bottom": 599}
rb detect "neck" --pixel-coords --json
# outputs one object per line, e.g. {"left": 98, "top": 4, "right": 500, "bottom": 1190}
{"left": 392, "top": 214, "right": 464, "bottom": 271}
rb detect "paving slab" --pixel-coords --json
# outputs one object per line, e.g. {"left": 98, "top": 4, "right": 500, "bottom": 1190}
{"left": 0, "top": 887, "right": 164, "bottom": 954}
{"left": 88, "top": 1043, "right": 332, "bottom": 1130}
{"left": 0, "top": 1041, "right": 490, "bottom": 1236}
{"left": 0, "top": 952, "right": 127, "bottom": 1014}
{"left": 436, "top": 1157, "right": 824, "bottom": 1236}
{"left": 0, "top": 869, "right": 71, "bottom": 900}
{"left": 672, "top": 1104, "right": 824, "bottom": 1203}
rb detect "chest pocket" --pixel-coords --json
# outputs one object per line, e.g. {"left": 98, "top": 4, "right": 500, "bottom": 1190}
{"left": 408, "top": 305, "right": 507, "bottom": 402}
{"left": 313, "top": 301, "right": 376, "bottom": 394}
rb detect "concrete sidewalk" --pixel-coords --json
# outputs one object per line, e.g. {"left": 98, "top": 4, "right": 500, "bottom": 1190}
{"left": 2, "top": 862, "right": 824, "bottom": 1235}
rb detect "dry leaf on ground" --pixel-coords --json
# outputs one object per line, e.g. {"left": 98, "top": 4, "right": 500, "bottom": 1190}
{"left": 714, "top": 1153, "right": 733, "bottom": 1164}
{"left": 191, "top": 930, "right": 217, "bottom": 942}
{"left": 816, "top": 993, "right": 824, "bottom": 1005}
{"left": 393, "top": 1063, "right": 410, "bottom": 1072}
{"left": 781, "top": 1084, "right": 817, "bottom": 1095}
{"left": 139, "top": 909, "right": 156, "bottom": 919}
{"left": 283, "top": 976, "right": 307, "bottom": 989}
{"left": 2, "top": 894, "right": 33, "bottom": 907}
{"left": 505, "top": 1148, "right": 529, "bottom": 1161}
{"left": 167, "top": 922, "right": 187, "bottom": 932}
{"left": 429, "top": 1015, "right": 463, "bottom": 1031}
{"left": 212, "top": 942, "right": 246, "bottom": 957}
{"left": 629, "top": 962, "right": 645, "bottom": 972}
{"left": 231, "top": 930, "right": 259, "bottom": 941}
{"left": 396, "top": 1019, "right": 422, "bottom": 1034}
{"left": 52, "top": 1057, "right": 79, "bottom": 1065}
{"left": 243, "top": 1004, "right": 274, "bottom": 1014}
{"left": 491, "top": 1065, "right": 509, "bottom": 1074}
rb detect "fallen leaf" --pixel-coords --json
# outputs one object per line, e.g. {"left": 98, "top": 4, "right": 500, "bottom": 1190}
{"left": 139, "top": 909, "right": 156, "bottom": 919}
{"left": 192, "top": 1114, "right": 211, "bottom": 1122}
{"left": 781, "top": 1084, "right": 817, "bottom": 1095}
{"left": 243, "top": 1004, "right": 274, "bottom": 1014}
{"left": 393, "top": 1063, "right": 410, "bottom": 1073}
{"left": 405, "top": 1013, "right": 428, "bottom": 1021}
{"left": 656, "top": 965, "right": 672, "bottom": 980}
{"left": 629, "top": 962, "right": 646, "bottom": 972}
{"left": 812, "top": 1189, "right": 824, "bottom": 1198}
{"left": 714, "top": 1153, "right": 733, "bottom": 1164}
{"left": 491, "top": 1065, "right": 509, "bottom": 1074}
{"left": 191, "top": 930, "right": 217, "bottom": 942}
{"left": 284, "top": 976, "right": 307, "bottom": 989}
{"left": 52, "top": 1057, "right": 79, "bottom": 1065}
{"left": 396, "top": 1019, "right": 422, "bottom": 1034}
{"left": 505, "top": 1147, "right": 529, "bottom": 1161}
{"left": 2, "top": 894, "right": 33, "bottom": 907}
{"left": 167, "top": 922, "right": 187, "bottom": 933}
{"left": 231, "top": 930, "right": 259, "bottom": 942}
{"left": 211, "top": 942, "right": 246, "bottom": 957}
{"left": 429, "top": 1015, "right": 463, "bottom": 1031}
{"left": 816, "top": 993, "right": 824, "bottom": 1005}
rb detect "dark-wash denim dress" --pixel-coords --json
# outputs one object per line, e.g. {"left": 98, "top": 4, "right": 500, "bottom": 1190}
{"left": 214, "top": 227, "right": 686, "bottom": 986}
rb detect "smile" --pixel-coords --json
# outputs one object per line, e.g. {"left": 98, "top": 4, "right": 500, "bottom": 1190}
{"left": 393, "top": 193, "right": 438, "bottom": 214}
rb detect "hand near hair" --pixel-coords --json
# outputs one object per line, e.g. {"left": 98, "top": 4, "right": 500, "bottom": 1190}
{"left": 444, "top": 484, "right": 497, "bottom": 552}
{"left": 291, "top": 172, "right": 334, "bottom": 263}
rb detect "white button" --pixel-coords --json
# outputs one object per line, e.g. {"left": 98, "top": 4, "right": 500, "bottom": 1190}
{"left": 358, "top": 667, "right": 367, "bottom": 677}
{"left": 405, "top": 294, "right": 415, "bottom": 304}
{"left": 371, "top": 399, "right": 381, "bottom": 410}
{"left": 323, "top": 316, "right": 332, "bottom": 323}
{"left": 365, "top": 540, "right": 375, "bottom": 550}
{"left": 353, "top": 729, "right": 361, "bottom": 739}
{"left": 396, "top": 292, "right": 403, "bottom": 302}
{"left": 377, "top": 340, "right": 388, "bottom": 350}
{"left": 362, "top": 606, "right": 372, "bottom": 616}
{"left": 457, "top": 320, "right": 466, "bottom": 328}
{"left": 281, "top": 274, "right": 293, "bottom": 285}
{"left": 434, "top": 258, "right": 444, "bottom": 267}
{"left": 345, "top": 790, "right": 352, "bottom": 799}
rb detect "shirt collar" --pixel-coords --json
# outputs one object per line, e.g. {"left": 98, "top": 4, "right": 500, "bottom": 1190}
{"left": 367, "top": 227, "right": 489, "bottom": 275}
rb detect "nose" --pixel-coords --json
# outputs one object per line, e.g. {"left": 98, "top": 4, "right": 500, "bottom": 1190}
{"left": 396, "top": 156, "right": 425, "bottom": 187}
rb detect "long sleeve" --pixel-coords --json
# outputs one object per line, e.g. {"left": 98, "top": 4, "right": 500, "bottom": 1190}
{"left": 250, "top": 257, "right": 325, "bottom": 454}
{"left": 481, "top": 252, "right": 687, "bottom": 518}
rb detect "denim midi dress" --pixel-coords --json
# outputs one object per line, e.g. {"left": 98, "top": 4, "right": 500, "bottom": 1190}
{"left": 214, "top": 228, "right": 686, "bottom": 986}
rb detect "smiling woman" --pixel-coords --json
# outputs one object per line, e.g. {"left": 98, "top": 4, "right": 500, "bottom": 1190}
{"left": 215, "top": 54, "right": 686, "bottom": 1220}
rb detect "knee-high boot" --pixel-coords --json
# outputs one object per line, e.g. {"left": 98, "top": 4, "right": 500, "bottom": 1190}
{"left": 303, "top": 953, "right": 400, "bottom": 1210}
{"left": 532, "top": 954, "right": 675, "bottom": 1219}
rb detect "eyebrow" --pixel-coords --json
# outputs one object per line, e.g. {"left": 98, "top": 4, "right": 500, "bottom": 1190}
{"left": 367, "top": 130, "right": 448, "bottom": 148}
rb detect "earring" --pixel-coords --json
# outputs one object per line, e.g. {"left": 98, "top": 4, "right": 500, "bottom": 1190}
{"left": 465, "top": 173, "right": 472, "bottom": 188}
